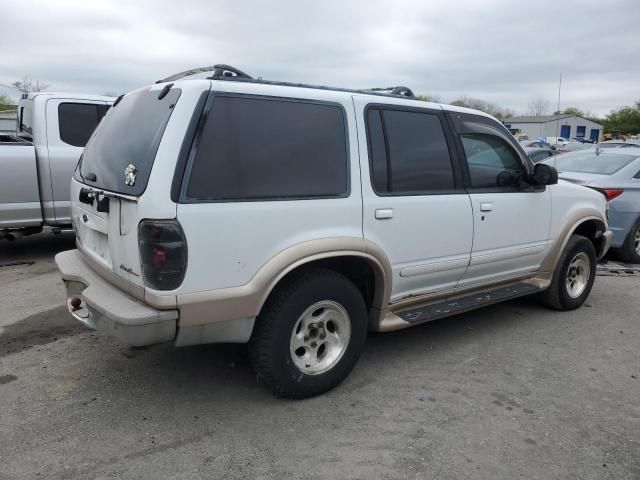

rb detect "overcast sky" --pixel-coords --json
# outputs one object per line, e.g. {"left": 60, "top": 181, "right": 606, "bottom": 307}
{"left": 1, "top": 0, "right": 638, "bottom": 116}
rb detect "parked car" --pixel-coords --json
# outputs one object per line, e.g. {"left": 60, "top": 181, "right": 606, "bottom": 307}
{"left": 0, "top": 92, "right": 114, "bottom": 240}
{"left": 55, "top": 65, "right": 611, "bottom": 398}
{"left": 544, "top": 150, "right": 640, "bottom": 263}
{"left": 596, "top": 140, "right": 640, "bottom": 150}
{"left": 547, "top": 136, "right": 570, "bottom": 147}
{"left": 556, "top": 141, "right": 591, "bottom": 154}
{"left": 524, "top": 146, "right": 555, "bottom": 163}
{"left": 521, "top": 140, "right": 553, "bottom": 149}
{"left": 572, "top": 137, "right": 595, "bottom": 144}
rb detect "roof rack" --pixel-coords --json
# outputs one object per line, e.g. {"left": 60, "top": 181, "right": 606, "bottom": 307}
{"left": 361, "top": 86, "right": 415, "bottom": 98}
{"left": 157, "top": 64, "right": 417, "bottom": 99}
{"left": 156, "top": 64, "right": 252, "bottom": 83}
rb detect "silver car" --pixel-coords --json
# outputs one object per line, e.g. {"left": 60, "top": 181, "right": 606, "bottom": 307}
{"left": 544, "top": 150, "right": 640, "bottom": 263}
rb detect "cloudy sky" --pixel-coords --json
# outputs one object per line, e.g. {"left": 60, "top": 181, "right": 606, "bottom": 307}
{"left": 1, "top": 0, "right": 638, "bottom": 116}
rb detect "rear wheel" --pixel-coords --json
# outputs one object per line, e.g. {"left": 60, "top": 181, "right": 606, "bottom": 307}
{"left": 249, "top": 268, "right": 367, "bottom": 398}
{"left": 616, "top": 218, "right": 640, "bottom": 264}
{"left": 539, "top": 234, "right": 597, "bottom": 311}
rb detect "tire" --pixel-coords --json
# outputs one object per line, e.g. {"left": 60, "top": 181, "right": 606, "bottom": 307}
{"left": 249, "top": 268, "right": 368, "bottom": 399}
{"left": 539, "top": 234, "right": 597, "bottom": 311}
{"left": 616, "top": 217, "right": 640, "bottom": 264}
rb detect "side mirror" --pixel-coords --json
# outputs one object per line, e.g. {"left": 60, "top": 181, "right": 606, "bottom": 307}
{"left": 532, "top": 163, "right": 558, "bottom": 186}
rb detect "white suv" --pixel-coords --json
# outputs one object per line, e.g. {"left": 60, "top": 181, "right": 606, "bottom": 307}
{"left": 56, "top": 65, "right": 612, "bottom": 398}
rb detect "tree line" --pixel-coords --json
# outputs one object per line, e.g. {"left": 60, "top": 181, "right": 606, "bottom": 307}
{"left": 418, "top": 93, "right": 640, "bottom": 135}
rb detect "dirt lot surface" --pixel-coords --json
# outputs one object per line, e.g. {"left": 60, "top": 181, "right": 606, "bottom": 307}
{"left": 1, "top": 233, "right": 639, "bottom": 479}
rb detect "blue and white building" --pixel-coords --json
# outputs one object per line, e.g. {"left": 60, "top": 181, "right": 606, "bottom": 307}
{"left": 504, "top": 114, "right": 603, "bottom": 142}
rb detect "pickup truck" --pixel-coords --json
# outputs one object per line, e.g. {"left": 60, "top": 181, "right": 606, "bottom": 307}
{"left": 0, "top": 92, "right": 114, "bottom": 240}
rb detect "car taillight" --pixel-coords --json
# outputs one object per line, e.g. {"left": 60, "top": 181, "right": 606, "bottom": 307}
{"left": 138, "top": 219, "right": 187, "bottom": 290}
{"left": 589, "top": 187, "right": 624, "bottom": 202}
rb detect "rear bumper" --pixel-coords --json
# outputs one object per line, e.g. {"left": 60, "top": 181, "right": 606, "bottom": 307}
{"left": 55, "top": 249, "right": 178, "bottom": 346}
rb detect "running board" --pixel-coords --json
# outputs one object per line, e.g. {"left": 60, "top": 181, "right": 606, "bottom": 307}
{"left": 397, "top": 282, "right": 540, "bottom": 324}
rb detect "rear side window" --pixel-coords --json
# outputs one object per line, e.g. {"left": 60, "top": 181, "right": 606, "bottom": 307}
{"left": 185, "top": 96, "right": 348, "bottom": 201}
{"left": 59, "top": 103, "right": 109, "bottom": 147}
{"left": 76, "top": 88, "right": 180, "bottom": 195}
{"left": 366, "top": 107, "right": 455, "bottom": 194}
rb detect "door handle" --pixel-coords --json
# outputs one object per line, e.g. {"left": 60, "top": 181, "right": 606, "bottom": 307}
{"left": 479, "top": 202, "right": 493, "bottom": 212}
{"left": 375, "top": 208, "right": 394, "bottom": 219}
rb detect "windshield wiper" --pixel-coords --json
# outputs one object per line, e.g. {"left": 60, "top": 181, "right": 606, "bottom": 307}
{"left": 85, "top": 172, "right": 97, "bottom": 182}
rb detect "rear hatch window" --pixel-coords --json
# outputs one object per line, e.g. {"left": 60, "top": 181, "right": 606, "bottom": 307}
{"left": 75, "top": 87, "right": 181, "bottom": 195}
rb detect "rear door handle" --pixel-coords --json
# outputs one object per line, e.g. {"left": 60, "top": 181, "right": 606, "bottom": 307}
{"left": 375, "top": 208, "right": 394, "bottom": 219}
{"left": 480, "top": 202, "right": 493, "bottom": 212}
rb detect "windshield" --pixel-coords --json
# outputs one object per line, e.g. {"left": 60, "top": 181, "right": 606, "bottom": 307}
{"left": 544, "top": 151, "right": 638, "bottom": 175}
{"left": 75, "top": 87, "right": 181, "bottom": 195}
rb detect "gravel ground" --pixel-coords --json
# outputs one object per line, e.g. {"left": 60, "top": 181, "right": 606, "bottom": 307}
{"left": 0, "top": 233, "right": 639, "bottom": 480}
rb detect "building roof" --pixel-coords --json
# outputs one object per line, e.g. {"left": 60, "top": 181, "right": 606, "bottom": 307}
{"left": 504, "top": 114, "right": 602, "bottom": 127}
{"left": 505, "top": 115, "right": 571, "bottom": 123}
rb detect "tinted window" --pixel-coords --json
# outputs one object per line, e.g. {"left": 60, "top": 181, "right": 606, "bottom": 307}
{"left": 186, "top": 96, "right": 348, "bottom": 200}
{"left": 530, "top": 150, "right": 553, "bottom": 163}
{"left": 76, "top": 88, "right": 180, "bottom": 195}
{"left": 59, "top": 103, "right": 109, "bottom": 147}
{"left": 366, "top": 108, "right": 455, "bottom": 194}
{"left": 462, "top": 134, "right": 524, "bottom": 188}
{"left": 366, "top": 109, "right": 389, "bottom": 192}
{"left": 544, "top": 152, "right": 638, "bottom": 175}
{"left": 19, "top": 104, "right": 33, "bottom": 134}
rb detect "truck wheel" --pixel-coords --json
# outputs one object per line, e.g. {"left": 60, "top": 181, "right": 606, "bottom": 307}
{"left": 249, "top": 268, "right": 367, "bottom": 399}
{"left": 539, "top": 234, "right": 597, "bottom": 311}
{"left": 616, "top": 218, "right": 640, "bottom": 264}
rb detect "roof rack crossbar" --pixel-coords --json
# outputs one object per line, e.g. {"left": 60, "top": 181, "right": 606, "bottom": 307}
{"left": 209, "top": 64, "right": 252, "bottom": 79}
{"left": 156, "top": 64, "right": 253, "bottom": 84}
{"left": 363, "top": 86, "right": 416, "bottom": 98}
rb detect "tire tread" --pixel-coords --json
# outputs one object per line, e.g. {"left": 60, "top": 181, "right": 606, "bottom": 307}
{"left": 249, "top": 268, "right": 364, "bottom": 398}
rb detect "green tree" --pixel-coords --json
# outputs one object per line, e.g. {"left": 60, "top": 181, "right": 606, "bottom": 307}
{"left": 603, "top": 101, "right": 640, "bottom": 134}
{"left": 416, "top": 93, "right": 442, "bottom": 103}
{"left": 0, "top": 93, "right": 16, "bottom": 111}
{"left": 561, "top": 107, "right": 585, "bottom": 116}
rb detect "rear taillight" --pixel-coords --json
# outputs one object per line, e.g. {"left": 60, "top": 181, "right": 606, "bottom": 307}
{"left": 138, "top": 219, "right": 187, "bottom": 290}
{"left": 589, "top": 187, "right": 624, "bottom": 202}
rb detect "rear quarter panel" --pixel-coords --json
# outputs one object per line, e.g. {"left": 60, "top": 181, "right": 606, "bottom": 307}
{"left": 0, "top": 143, "right": 42, "bottom": 227}
{"left": 175, "top": 85, "right": 363, "bottom": 294}
{"left": 602, "top": 162, "right": 640, "bottom": 246}
{"left": 548, "top": 180, "right": 608, "bottom": 250}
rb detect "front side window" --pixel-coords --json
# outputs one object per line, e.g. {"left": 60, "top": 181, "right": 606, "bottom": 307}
{"left": 58, "top": 103, "right": 109, "bottom": 147}
{"left": 366, "top": 107, "right": 456, "bottom": 194}
{"left": 186, "top": 96, "right": 348, "bottom": 201}
{"left": 461, "top": 134, "right": 525, "bottom": 188}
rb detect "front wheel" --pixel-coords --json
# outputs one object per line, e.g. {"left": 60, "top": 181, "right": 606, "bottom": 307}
{"left": 249, "top": 268, "right": 368, "bottom": 398}
{"left": 539, "top": 234, "right": 597, "bottom": 311}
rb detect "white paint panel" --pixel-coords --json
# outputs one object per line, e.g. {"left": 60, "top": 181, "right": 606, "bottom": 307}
{"left": 460, "top": 190, "right": 551, "bottom": 286}
{"left": 353, "top": 96, "right": 474, "bottom": 301}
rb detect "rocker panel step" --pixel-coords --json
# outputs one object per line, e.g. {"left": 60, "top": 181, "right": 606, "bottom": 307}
{"left": 398, "top": 283, "right": 540, "bottom": 324}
